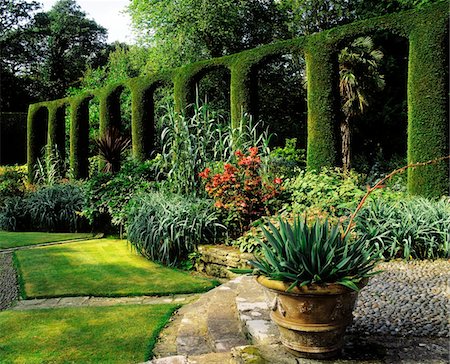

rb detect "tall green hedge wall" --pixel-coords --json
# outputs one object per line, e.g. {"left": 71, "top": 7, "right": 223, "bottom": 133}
{"left": 27, "top": 3, "right": 449, "bottom": 197}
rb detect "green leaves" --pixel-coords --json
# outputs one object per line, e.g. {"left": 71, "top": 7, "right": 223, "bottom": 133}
{"left": 126, "top": 191, "right": 225, "bottom": 266}
{"left": 356, "top": 197, "right": 450, "bottom": 259}
{"left": 249, "top": 216, "right": 381, "bottom": 291}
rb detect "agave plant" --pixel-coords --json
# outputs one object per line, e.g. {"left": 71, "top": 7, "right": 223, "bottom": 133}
{"left": 249, "top": 217, "right": 381, "bottom": 291}
{"left": 96, "top": 127, "right": 131, "bottom": 173}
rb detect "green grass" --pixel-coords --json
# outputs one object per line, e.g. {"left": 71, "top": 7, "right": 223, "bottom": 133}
{"left": 0, "top": 231, "right": 96, "bottom": 249}
{"left": 0, "top": 304, "right": 178, "bottom": 364}
{"left": 15, "top": 239, "right": 218, "bottom": 298}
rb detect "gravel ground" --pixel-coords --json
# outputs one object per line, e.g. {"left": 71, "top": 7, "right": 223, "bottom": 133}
{"left": 0, "top": 252, "right": 19, "bottom": 310}
{"left": 349, "top": 259, "right": 449, "bottom": 338}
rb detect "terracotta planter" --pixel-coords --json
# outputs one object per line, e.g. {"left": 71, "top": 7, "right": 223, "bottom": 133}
{"left": 257, "top": 276, "right": 366, "bottom": 358}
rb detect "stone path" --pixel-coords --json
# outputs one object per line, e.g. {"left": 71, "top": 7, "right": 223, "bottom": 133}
{"left": 11, "top": 294, "right": 200, "bottom": 310}
{"left": 0, "top": 252, "right": 18, "bottom": 310}
{"left": 147, "top": 260, "right": 450, "bottom": 364}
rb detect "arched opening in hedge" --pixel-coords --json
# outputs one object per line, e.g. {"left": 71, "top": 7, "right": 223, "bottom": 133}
{"left": 249, "top": 52, "right": 308, "bottom": 150}
{"left": 187, "top": 65, "right": 231, "bottom": 119}
{"left": 334, "top": 33, "right": 409, "bottom": 176}
{"left": 27, "top": 106, "right": 49, "bottom": 180}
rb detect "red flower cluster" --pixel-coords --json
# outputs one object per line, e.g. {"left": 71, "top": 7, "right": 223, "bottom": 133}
{"left": 199, "top": 147, "right": 283, "bottom": 234}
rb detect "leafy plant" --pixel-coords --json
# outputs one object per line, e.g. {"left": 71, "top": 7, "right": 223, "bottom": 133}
{"left": 34, "top": 146, "right": 66, "bottom": 186}
{"left": 82, "top": 159, "right": 157, "bottom": 231}
{"left": 267, "top": 138, "right": 305, "bottom": 178}
{"left": 96, "top": 127, "right": 131, "bottom": 173}
{"left": 126, "top": 192, "right": 225, "bottom": 266}
{"left": 286, "top": 168, "right": 366, "bottom": 217}
{"left": 0, "top": 197, "right": 29, "bottom": 231}
{"left": 249, "top": 217, "right": 381, "bottom": 291}
{"left": 0, "top": 166, "right": 27, "bottom": 206}
{"left": 199, "top": 147, "right": 283, "bottom": 237}
{"left": 0, "top": 184, "right": 88, "bottom": 232}
{"left": 355, "top": 197, "right": 450, "bottom": 259}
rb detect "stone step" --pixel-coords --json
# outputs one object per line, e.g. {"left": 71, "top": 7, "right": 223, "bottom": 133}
{"left": 153, "top": 278, "right": 249, "bottom": 359}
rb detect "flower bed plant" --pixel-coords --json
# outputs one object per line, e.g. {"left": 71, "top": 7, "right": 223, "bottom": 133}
{"left": 200, "top": 147, "right": 283, "bottom": 237}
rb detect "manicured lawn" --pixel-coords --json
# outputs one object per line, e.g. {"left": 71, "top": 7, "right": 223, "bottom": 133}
{"left": 15, "top": 239, "right": 217, "bottom": 298}
{"left": 0, "top": 304, "right": 177, "bottom": 364}
{"left": 0, "top": 231, "right": 96, "bottom": 249}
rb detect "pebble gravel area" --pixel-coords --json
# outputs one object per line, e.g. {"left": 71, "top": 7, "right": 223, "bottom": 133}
{"left": 0, "top": 253, "right": 19, "bottom": 310}
{"left": 349, "top": 259, "right": 449, "bottom": 338}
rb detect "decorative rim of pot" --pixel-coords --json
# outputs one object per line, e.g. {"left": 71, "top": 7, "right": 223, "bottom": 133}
{"left": 256, "top": 276, "right": 368, "bottom": 296}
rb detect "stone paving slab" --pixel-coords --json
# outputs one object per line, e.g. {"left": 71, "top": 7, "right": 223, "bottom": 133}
{"left": 12, "top": 294, "right": 199, "bottom": 310}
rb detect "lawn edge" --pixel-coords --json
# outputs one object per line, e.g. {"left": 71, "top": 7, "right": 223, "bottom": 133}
{"left": 0, "top": 233, "right": 103, "bottom": 251}
{"left": 12, "top": 252, "right": 27, "bottom": 300}
{"left": 144, "top": 304, "right": 181, "bottom": 361}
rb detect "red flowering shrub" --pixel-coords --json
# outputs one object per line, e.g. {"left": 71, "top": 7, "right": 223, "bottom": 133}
{"left": 199, "top": 147, "right": 283, "bottom": 236}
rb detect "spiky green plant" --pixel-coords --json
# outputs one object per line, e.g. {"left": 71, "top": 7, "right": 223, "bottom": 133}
{"left": 249, "top": 217, "right": 381, "bottom": 291}
{"left": 96, "top": 127, "right": 131, "bottom": 173}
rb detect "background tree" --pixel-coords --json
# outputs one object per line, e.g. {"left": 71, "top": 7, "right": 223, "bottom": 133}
{"left": 338, "top": 36, "right": 385, "bottom": 172}
{"left": 30, "top": 0, "right": 109, "bottom": 99}
{"left": 128, "top": 0, "right": 288, "bottom": 72}
{"left": 0, "top": 0, "right": 41, "bottom": 111}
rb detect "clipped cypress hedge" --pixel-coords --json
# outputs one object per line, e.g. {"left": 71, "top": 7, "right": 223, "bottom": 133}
{"left": 27, "top": 3, "right": 449, "bottom": 196}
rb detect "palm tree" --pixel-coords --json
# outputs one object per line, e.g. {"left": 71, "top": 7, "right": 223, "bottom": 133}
{"left": 339, "top": 36, "right": 385, "bottom": 172}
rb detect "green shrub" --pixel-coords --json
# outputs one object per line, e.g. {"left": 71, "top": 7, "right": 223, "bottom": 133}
{"left": 286, "top": 168, "right": 365, "bottom": 217}
{"left": 355, "top": 197, "right": 450, "bottom": 260}
{"left": 82, "top": 159, "right": 157, "bottom": 230}
{"left": 0, "top": 167, "right": 26, "bottom": 206}
{"left": 0, "top": 197, "right": 29, "bottom": 231}
{"left": 267, "top": 138, "right": 305, "bottom": 178}
{"left": 0, "top": 184, "right": 87, "bottom": 232}
{"left": 126, "top": 192, "right": 224, "bottom": 266}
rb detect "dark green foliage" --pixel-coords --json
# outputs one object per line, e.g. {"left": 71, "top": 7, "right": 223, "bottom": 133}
{"left": 0, "top": 197, "right": 29, "bottom": 231}
{"left": 0, "top": 167, "right": 26, "bottom": 206}
{"left": 249, "top": 217, "right": 381, "bottom": 291}
{"left": 69, "top": 96, "right": 91, "bottom": 179}
{"left": 82, "top": 159, "right": 156, "bottom": 229}
{"left": 96, "top": 127, "right": 131, "bottom": 173}
{"left": 407, "top": 15, "right": 449, "bottom": 197}
{"left": 0, "top": 184, "right": 88, "bottom": 232}
{"left": 127, "top": 192, "right": 225, "bottom": 266}
{"left": 355, "top": 197, "right": 450, "bottom": 260}
{"left": 267, "top": 138, "right": 306, "bottom": 178}
{"left": 0, "top": 112, "right": 27, "bottom": 165}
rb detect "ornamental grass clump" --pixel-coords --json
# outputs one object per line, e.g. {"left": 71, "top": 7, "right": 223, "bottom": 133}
{"left": 250, "top": 218, "right": 381, "bottom": 291}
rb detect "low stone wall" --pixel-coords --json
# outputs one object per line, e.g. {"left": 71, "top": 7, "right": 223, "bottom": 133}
{"left": 195, "top": 245, "right": 254, "bottom": 279}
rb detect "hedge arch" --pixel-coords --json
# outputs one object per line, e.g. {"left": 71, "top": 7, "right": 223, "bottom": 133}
{"left": 27, "top": 3, "right": 449, "bottom": 197}
{"left": 129, "top": 76, "right": 173, "bottom": 160}
{"left": 70, "top": 94, "right": 93, "bottom": 179}
{"left": 27, "top": 105, "right": 49, "bottom": 181}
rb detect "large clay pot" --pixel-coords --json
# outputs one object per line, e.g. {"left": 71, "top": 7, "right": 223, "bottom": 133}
{"left": 256, "top": 276, "right": 366, "bottom": 358}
